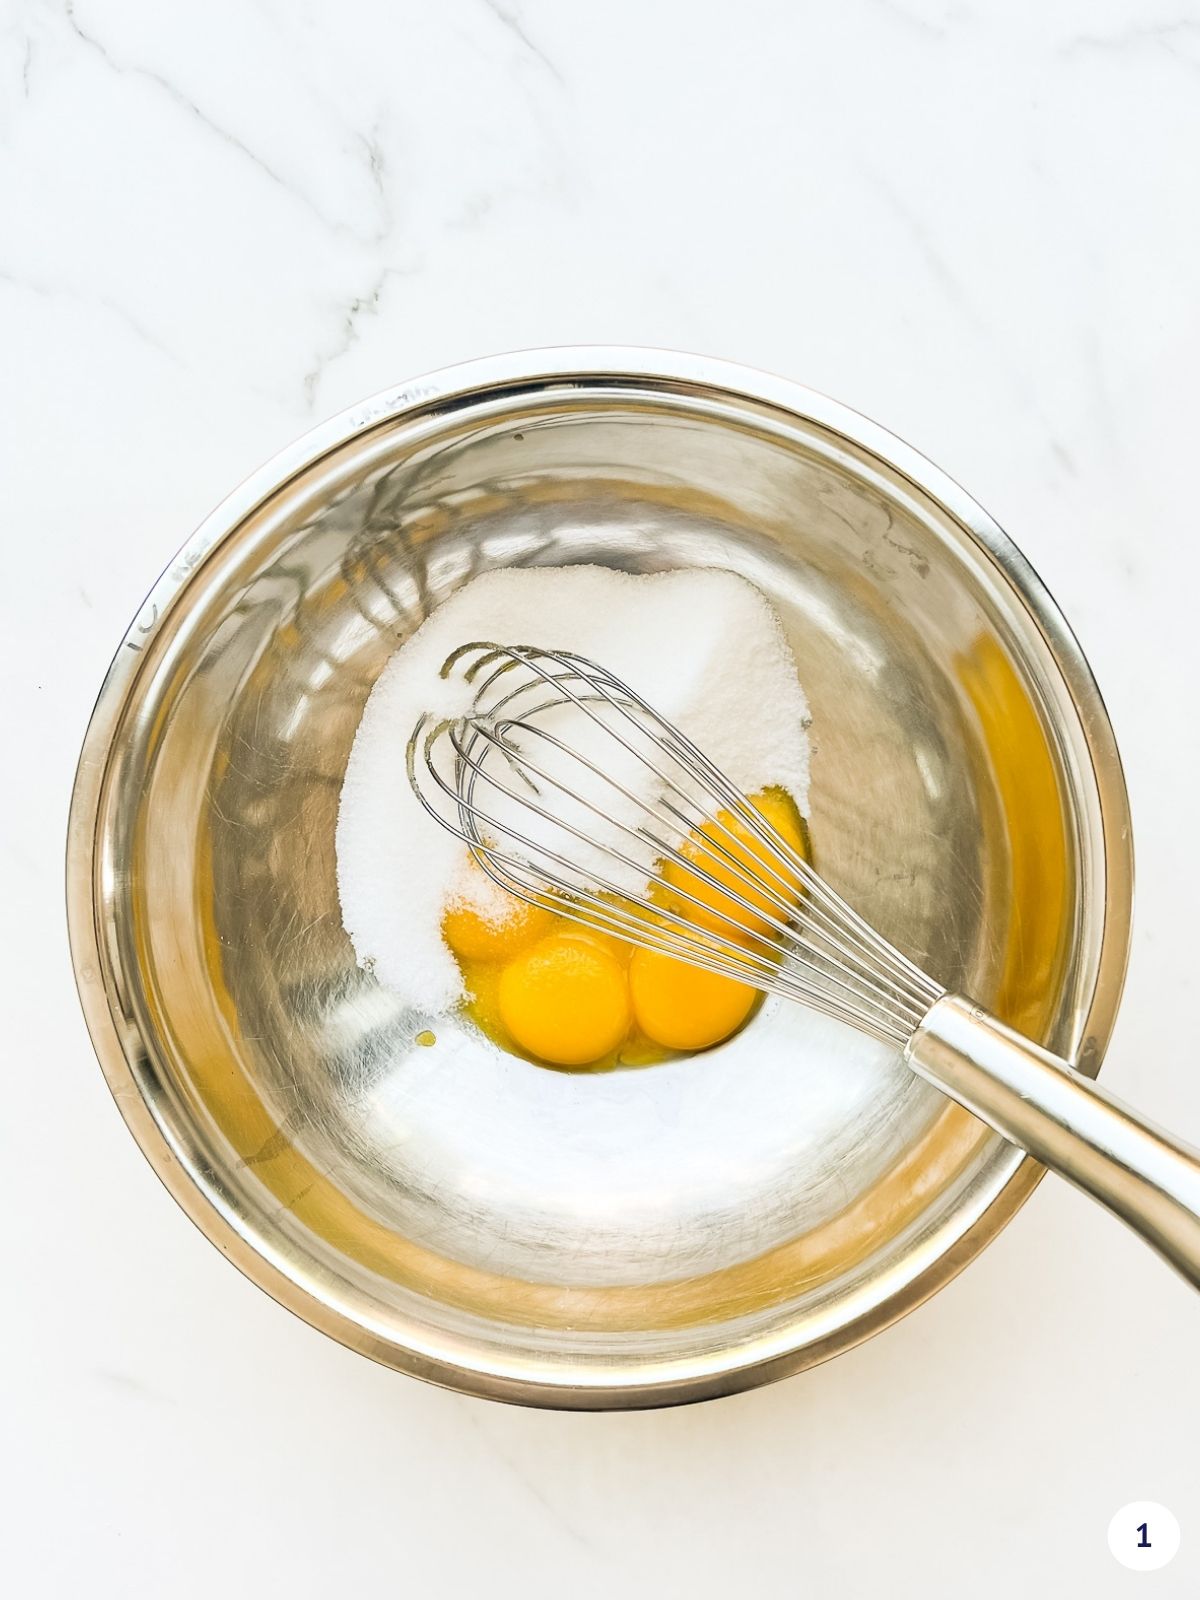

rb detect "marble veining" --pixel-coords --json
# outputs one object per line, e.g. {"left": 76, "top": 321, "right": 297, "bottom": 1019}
{"left": 4, "top": 2, "right": 1199, "bottom": 1594}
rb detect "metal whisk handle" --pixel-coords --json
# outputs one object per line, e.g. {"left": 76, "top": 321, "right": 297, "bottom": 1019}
{"left": 909, "top": 995, "right": 1200, "bottom": 1291}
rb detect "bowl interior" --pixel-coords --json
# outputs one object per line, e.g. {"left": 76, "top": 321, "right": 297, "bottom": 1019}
{"left": 82, "top": 368, "right": 1125, "bottom": 1402}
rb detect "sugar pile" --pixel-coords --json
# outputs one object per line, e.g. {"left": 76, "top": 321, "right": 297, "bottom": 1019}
{"left": 336, "top": 566, "right": 811, "bottom": 1014}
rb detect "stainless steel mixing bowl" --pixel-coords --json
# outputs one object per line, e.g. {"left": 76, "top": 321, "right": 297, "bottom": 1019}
{"left": 68, "top": 349, "right": 1132, "bottom": 1408}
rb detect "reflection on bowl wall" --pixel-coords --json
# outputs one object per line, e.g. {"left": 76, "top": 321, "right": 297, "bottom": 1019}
{"left": 68, "top": 350, "right": 1131, "bottom": 1407}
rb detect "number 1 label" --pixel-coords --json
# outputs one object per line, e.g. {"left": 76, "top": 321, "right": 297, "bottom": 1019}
{"left": 1109, "top": 1503, "right": 1179, "bottom": 1571}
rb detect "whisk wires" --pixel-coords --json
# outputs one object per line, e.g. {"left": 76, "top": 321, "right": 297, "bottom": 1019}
{"left": 407, "top": 644, "right": 943, "bottom": 1046}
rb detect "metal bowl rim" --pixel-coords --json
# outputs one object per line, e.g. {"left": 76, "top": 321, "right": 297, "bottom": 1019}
{"left": 65, "top": 345, "right": 1134, "bottom": 1409}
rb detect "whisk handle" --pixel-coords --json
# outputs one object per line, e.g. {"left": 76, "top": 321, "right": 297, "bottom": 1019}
{"left": 907, "top": 994, "right": 1200, "bottom": 1292}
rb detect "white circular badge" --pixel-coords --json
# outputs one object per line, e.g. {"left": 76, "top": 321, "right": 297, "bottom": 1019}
{"left": 1108, "top": 1502, "right": 1180, "bottom": 1571}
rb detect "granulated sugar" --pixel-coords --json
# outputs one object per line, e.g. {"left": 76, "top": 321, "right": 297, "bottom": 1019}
{"left": 336, "top": 566, "right": 811, "bottom": 1014}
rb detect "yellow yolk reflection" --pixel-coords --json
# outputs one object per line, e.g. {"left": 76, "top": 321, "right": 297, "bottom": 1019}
{"left": 441, "top": 787, "right": 808, "bottom": 1070}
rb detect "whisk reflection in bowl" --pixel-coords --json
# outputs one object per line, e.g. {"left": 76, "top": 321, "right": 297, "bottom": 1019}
{"left": 408, "top": 643, "right": 1200, "bottom": 1293}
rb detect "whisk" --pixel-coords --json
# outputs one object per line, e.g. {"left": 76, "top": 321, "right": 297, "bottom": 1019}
{"left": 408, "top": 642, "right": 1200, "bottom": 1290}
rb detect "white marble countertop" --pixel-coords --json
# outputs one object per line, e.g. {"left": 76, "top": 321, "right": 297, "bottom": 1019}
{"left": 4, "top": 1, "right": 1198, "bottom": 1594}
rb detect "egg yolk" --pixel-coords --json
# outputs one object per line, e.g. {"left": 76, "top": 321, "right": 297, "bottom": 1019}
{"left": 444, "top": 787, "right": 806, "bottom": 1070}
{"left": 442, "top": 872, "right": 554, "bottom": 963}
{"left": 662, "top": 787, "right": 807, "bottom": 937}
{"left": 629, "top": 946, "right": 759, "bottom": 1051}
{"left": 498, "top": 935, "right": 632, "bottom": 1066}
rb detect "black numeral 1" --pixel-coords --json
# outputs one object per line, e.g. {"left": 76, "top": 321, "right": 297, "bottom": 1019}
{"left": 1137, "top": 1522, "right": 1151, "bottom": 1549}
